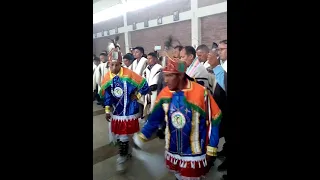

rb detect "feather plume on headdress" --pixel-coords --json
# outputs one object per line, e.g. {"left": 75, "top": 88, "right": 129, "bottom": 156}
{"left": 162, "top": 35, "right": 183, "bottom": 66}
{"left": 106, "top": 35, "right": 121, "bottom": 53}
{"left": 164, "top": 35, "right": 182, "bottom": 49}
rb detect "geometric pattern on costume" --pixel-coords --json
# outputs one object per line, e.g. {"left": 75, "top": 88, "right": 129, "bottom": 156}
{"left": 135, "top": 80, "right": 221, "bottom": 180}
{"left": 99, "top": 67, "right": 149, "bottom": 142}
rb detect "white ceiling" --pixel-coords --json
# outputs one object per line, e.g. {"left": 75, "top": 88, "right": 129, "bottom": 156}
{"left": 93, "top": 0, "right": 123, "bottom": 14}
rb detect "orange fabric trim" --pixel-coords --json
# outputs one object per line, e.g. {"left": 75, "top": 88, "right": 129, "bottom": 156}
{"left": 183, "top": 82, "right": 206, "bottom": 111}
{"left": 154, "top": 87, "right": 173, "bottom": 104}
{"left": 122, "top": 67, "right": 144, "bottom": 84}
{"left": 208, "top": 93, "right": 221, "bottom": 118}
{"left": 101, "top": 71, "right": 111, "bottom": 85}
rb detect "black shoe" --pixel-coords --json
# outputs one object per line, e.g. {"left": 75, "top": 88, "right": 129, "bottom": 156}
{"left": 218, "top": 160, "right": 227, "bottom": 172}
{"left": 221, "top": 175, "right": 227, "bottom": 180}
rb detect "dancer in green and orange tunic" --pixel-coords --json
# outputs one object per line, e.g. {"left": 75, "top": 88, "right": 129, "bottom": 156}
{"left": 133, "top": 58, "right": 221, "bottom": 180}
{"left": 99, "top": 48, "right": 149, "bottom": 172}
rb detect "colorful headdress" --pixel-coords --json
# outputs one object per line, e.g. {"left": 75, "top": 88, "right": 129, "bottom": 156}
{"left": 106, "top": 35, "right": 122, "bottom": 63}
{"left": 108, "top": 49, "right": 122, "bottom": 63}
{"left": 162, "top": 35, "right": 183, "bottom": 67}
{"left": 162, "top": 58, "right": 187, "bottom": 74}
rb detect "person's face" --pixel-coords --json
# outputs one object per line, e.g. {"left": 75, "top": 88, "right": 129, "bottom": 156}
{"left": 147, "top": 55, "right": 156, "bottom": 66}
{"left": 180, "top": 49, "right": 194, "bottom": 67}
{"left": 100, "top": 55, "right": 107, "bottom": 63}
{"left": 133, "top": 49, "right": 143, "bottom": 59}
{"left": 123, "top": 58, "right": 131, "bottom": 67}
{"left": 164, "top": 73, "right": 181, "bottom": 91}
{"left": 109, "top": 62, "right": 121, "bottom": 74}
{"left": 173, "top": 48, "right": 180, "bottom": 58}
{"left": 196, "top": 49, "right": 208, "bottom": 62}
{"left": 218, "top": 43, "right": 227, "bottom": 60}
{"left": 207, "top": 49, "right": 219, "bottom": 67}
{"left": 93, "top": 60, "right": 100, "bottom": 66}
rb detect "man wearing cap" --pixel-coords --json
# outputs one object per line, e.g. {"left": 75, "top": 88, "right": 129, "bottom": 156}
{"left": 93, "top": 52, "right": 109, "bottom": 106}
{"left": 99, "top": 48, "right": 150, "bottom": 172}
{"left": 142, "top": 52, "right": 162, "bottom": 115}
{"left": 133, "top": 57, "right": 221, "bottom": 180}
{"left": 122, "top": 53, "right": 134, "bottom": 69}
{"left": 131, "top": 46, "right": 148, "bottom": 76}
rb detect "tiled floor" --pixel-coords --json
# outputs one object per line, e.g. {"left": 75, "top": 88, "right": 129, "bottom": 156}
{"left": 93, "top": 102, "right": 226, "bottom": 180}
{"left": 93, "top": 139, "right": 226, "bottom": 180}
{"left": 93, "top": 114, "right": 111, "bottom": 150}
{"left": 93, "top": 101, "right": 104, "bottom": 112}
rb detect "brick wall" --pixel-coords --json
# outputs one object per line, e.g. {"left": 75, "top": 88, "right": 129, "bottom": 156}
{"left": 93, "top": 0, "right": 227, "bottom": 54}
{"left": 198, "top": 0, "right": 226, "bottom": 8}
{"left": 131, "top": 20, "right": 191, "bottom": 54}
{"left": 126, "top": 0, "right": 191, "bottom": 25}
{"left": 93, "top": 16, "right": 124, "bottom": 34}
{"left": 93, "top": 33, "right": 125, "bottom": 56}
{"left": 201, "top": 12, "right": 227, "bottom": 48}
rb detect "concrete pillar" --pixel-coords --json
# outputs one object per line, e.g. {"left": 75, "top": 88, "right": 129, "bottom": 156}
{"left": 123, "top": 12, "right": 131, "bottom": 54}
{"left": 191, "top": 0, "right": 200, "bottom": 48}
{"left": 121, "top": 0, "right": 131, "bottom": 54}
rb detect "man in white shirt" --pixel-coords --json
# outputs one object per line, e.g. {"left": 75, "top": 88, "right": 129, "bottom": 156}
{"left": 93, "top": 57, "right": 100, "bottom": 101}
{"left": 142, "top": 52, "right": 162, "bottom": 116}
{"left": 181, "top": 46, "right": 210, "bottom": 90}
{"left": 93, "top": 52, "right": 109, "bottom": 106}
{"left": 130, "top": 47, "right": 148, "bottom": 118}
{"left": 196, "top": 44, "right": 211, "bottom": 68}
{"left": 218, "top": 40, "right": 227, "bottom": 72}
{"left": 93, "top": 57, "right": 100, "bottom": 72}
{"left": 130, "top": 46, "right": 148, "bottom": 76}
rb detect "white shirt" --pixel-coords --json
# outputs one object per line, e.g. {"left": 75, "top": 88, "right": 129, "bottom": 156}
{"left": 220, "top": 59, "right": 227, "bottom": 72}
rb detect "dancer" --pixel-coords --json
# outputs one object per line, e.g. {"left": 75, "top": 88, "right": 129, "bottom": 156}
{"left": 133, "top": 57, "right": 221, "bottom": 180}
{"left": 99, "top": 48, "right": 149, "bottom": 172}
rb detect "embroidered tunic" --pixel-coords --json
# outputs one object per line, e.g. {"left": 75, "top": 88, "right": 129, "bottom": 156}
{"left": 99, "top": 67, "right": 149, "bottom": 141}
{"left": 134, "top": 80, "right": 221, "bottom": 180}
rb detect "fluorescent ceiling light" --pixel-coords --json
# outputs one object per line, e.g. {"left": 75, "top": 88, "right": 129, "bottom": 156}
{"left": 93, "top": 0, "right": 166, "bottom": 24}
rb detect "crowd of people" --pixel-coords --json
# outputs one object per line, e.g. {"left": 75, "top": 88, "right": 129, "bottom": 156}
{"left": 93, "top": 39, "right": 227, "bottom": 180}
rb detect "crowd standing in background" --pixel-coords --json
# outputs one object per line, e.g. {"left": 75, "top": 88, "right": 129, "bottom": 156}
{"left": 93, "top": 39, "right": 227, "bottom": 180}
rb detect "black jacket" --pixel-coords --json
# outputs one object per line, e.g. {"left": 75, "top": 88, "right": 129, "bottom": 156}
{"left": 212, "top": 70, "right": 227, "bottom": 138}
{"left": 157, "top": 70, "right": 166, "bottom": 95}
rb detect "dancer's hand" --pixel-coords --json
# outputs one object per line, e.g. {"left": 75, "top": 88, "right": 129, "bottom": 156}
{"left": 206, "top": 155, "right": 216, "bottom": 166}
{"left": 156, "top": 128, "right": 165, "bottom": 139}
{"left": 105, "top": 113, "right": 111, "bottom": 122}
{"left": 132, "top": 141, "right": 141, "bottom": 150}
{"left": 131, "top": 94, "right": 138, "bottom": 101}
